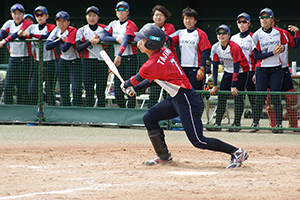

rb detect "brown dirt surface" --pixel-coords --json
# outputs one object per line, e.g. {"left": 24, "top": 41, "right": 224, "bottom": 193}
{"left": 0, "top": 125, "right": 300, "bottom": 200}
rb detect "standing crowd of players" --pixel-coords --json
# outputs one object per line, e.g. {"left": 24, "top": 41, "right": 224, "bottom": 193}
{"left": 0, "top": 2, "right": 299, "bottom": 132}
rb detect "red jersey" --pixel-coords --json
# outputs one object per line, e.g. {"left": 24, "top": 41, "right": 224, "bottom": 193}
{"left": 133, "top": 47, "right": 192, "bottom": 97}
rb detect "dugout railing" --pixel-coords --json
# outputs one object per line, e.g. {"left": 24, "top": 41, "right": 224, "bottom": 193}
{"left": 0, "top": 39, "right": 299, "bottom": 132}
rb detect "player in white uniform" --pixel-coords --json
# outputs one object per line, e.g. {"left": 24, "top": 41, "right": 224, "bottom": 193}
{"left": 20, "top": 6, "right": 58, "bottom": 106}
{"left": 102, "top": 1, "right": 139, "bottom": 108}
{"left": 231, "top": 12, "right": 256, "bottom": 118}
{"left": 0, "top": 3, "right": 33, "bottom": 105}
{"left": 169, "top": 7, "right": 211, "bottom": 116}
{"left": 207, "top": 24, "right": 249, "bottom": 132}
{"left": 266, "top": 22, "right": 300, "bottom": 132}
{"left": 76, "top": 6, "right": 107, "bottom": 107}
{"left": 45, "top": 11, "right": 82, "bottom": 107}
{"left": 250, "top": 8, "right": 287, "bottom": 133}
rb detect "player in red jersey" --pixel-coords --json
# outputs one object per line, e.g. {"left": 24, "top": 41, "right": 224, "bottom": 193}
{"left": 121, "top": 24, "right": 248, "bottom": 169}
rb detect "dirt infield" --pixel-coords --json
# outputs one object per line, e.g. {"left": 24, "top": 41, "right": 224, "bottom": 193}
{"left": 0, "top": 125, "right": 300, "bottom": 199}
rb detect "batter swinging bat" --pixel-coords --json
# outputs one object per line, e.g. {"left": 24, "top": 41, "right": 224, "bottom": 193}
{"left": 100, "top": 50, "right": 135, "bottom": 97}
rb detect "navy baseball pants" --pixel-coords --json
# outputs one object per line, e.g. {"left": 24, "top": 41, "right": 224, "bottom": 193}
{"left": 253, "top": 66, "right": 283, "bottom": 125}
{"left": 215, "top": 71, "right": 248, "bottom": 126}
{"left": 82, "top": 58, "right": 107, "bottom": 107}
{"left": 4, "top": 56, "right": 32, "bottom": 105}
{"left": 143, "top": 88, "right": 237, "bottom": 154}
{"left": 57, "top": 58, "right": 82, "bottom": 106}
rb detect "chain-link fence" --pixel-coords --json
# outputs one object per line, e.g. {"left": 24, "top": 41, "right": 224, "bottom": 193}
{"left": 0, "top": 40, "right": 299, "bottom": 131}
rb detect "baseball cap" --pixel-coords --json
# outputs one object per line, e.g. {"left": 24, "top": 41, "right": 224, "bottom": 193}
{"left": 236, "top": 12, "right": 251, "bottom": 22}
{"left": 34, "top": 6, "right": 48, "bottom": 15}
{"left": 10, "top": 3, "right": 25, "bottom": 13}
{"left": 116, "top": 1, "right": 130, "bottom": 11}
{"left": 86, "top": 6, "right": 100, "bottom": 16}
{"left": 259, "top": 8, "right": 274, "bottom": 18}
{"left": 55, "top": 11, "right": 70, "bottom": 21}
{"left": 24, "top": 14, "right": 34, "bottom": 21}
{"left": 215, "top": 24, "right": 231, "bottom": 34}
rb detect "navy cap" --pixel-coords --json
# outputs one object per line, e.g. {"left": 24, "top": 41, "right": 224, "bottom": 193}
{"left": 24, "top": 14, "right": 34, "bottom": 21}
{"left": 34, "top": 6, "right": 48, "bottom": 15}
{"left": 116, "top": 1, "right": 130, "bottom": 11}
{"left": 55, "top": 11, "right": 70, "bottom": 21}
{"left": 259, "top": 8, "right": 274, "bottom": 18}
{"left": 10, "top": 3, "right": 25, "bottom": 13}
{"left": 237, "top": 12, "right": 251, "bottom": 22}
{"left": 86, "top": 6, "right": 100, "bottom": 16}
{"left": 215, "top": 24, "right": 231, "bottom": 34}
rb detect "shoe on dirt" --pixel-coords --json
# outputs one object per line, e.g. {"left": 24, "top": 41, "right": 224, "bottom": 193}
{"left": 226, "top": 148, "right": 248, "bottom": 169}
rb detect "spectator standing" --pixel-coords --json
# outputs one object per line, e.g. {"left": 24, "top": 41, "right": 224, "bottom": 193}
{"left": 207, "top": 24, "right": 249, "bottom": 132}
{"left": 45, "top": 11, "right": 82, "bottom": 106}
{"left": 102, "top": 1, "right": 139, "bottom": 108}
{"left": 250, "top": 8, "right": 287, "bottom": 133}
{"left": 169, "top": 7, "right": 211, "bottom": 116}
{"left": 76, "top": 6, "right": 107, "bottom": 107}
{"left": 0, "top": 3, "right": 33, "bottom": 105}
{"left": 20, "top": 6, "right": 58, "bottom": 106}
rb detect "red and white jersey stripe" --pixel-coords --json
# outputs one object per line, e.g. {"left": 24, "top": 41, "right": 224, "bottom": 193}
{"left": 252, "top": 27, "right": 287, "bottom": 67}
{"left": 170, "top": 28, "right": 211, "bottom": 68}
{"left": 26, "top": 23, "right": 57, "bottom": 61}
{"left": 76, "top": 23, "right": 106, "bottom": 60}
{"left": 231, "top": 32, "right": 255, "bottom": 71}
{"left": 47, "top": 26, "right": 79, "bottom": 60}
{"left": 1, "top": 19, "right": 32, "bottom": 57}
{"left": 210, "top": 40, "right": 249, "bottom": 73}
{"left": 104, "top": 19, "right": 138, "bottom": 56}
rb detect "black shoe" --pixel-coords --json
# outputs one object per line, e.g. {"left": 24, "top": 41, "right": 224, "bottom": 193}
{"left": 206, "top": 124, "right": 221, "bottom": 131}
{"left": 227, "top": 124, "right": 241, "bottom": 132}
{"left": 249, "top": 123, "right": 259, "bottom": 133}
{"left": 272, "top": 124, "right": 284, "bottom": 133}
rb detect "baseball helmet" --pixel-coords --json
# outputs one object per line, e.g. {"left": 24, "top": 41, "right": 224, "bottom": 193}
{"left": 55, "top": 11, "right": 70, "bottom": 21}
{"left": 134, "top": 24, "right": 166, "bottom": 50}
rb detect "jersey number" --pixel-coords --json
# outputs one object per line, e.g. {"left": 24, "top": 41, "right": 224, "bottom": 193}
{"left": 170, "top": 57, "right": 183, "bottom": 76}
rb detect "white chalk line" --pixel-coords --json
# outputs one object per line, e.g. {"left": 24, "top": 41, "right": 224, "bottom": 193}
{"left": 168, "top": 171, "right": 218, "bottom": 175}
{"left": 0, "top": 183, "right": 113, "bottom": 200}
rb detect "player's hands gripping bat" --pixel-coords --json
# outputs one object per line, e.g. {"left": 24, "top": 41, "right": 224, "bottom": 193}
{"left": 100, "top": 50, "right": 135, "bottom": 97}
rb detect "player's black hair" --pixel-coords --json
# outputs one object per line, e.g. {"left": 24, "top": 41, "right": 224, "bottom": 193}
{"left": 151, "top": 5, "right": 172, "bottom": 19}
{"left": 181, "top": 6, "right": 198, "bottom": 20}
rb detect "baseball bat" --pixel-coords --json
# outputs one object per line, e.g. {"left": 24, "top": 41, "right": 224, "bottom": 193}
{"left": 100, "top": 50, "right": 135, "bottom": 97}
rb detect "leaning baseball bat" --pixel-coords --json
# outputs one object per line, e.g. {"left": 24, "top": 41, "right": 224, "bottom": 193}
{"left": 100, "top": 50, "right": 135, "bottom": 97}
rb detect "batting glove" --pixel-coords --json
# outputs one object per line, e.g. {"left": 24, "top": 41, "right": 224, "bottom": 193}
{"left": 196, "top": 67, "right": 205, "bottom": 81}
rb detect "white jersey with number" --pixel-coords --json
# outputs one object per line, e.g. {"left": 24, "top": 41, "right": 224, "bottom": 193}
{"left": 76, "top": 24, "right": 106, "bottom": 60}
